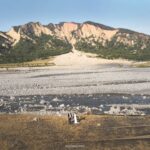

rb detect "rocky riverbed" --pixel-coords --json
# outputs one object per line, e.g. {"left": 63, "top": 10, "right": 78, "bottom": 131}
{"left": 0, "top": 65, "right": 150, "bottom": 114}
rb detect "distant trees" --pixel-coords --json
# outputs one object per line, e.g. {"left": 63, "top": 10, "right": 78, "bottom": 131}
{"left": 75, "top": 37, "right": 150, "bottom": 61}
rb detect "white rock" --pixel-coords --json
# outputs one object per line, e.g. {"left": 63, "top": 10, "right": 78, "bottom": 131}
{"left": 40, "top": 99, "right": 46, "bottom": 105}
{"left": 59, "top": 104, "right": 65, "bottom": 108}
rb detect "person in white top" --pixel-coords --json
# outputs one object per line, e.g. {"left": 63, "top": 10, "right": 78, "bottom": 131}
{"left": 73, "top": 113, "right": 79, "bottom": 124}
{"left": 68, "top": 112, "right": 79, "bottom": 124}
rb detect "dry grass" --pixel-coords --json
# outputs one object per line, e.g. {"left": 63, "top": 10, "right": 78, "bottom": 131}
{"left": 133, "top": 61, "right": 150, "bottom": 68}
{"left": 0, "top": 114, "right": 150, "bottom": 150}
{"left": 0, "top": 57, "right": 55, "bottom": 68}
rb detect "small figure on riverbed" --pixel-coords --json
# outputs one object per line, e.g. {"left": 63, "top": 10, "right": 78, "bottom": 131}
{"left": 68, "top": 112, "right": 79, "bottom": 124}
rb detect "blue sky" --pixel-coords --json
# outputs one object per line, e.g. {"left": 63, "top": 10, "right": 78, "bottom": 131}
{"left": 0, "top": 0, "right": 150, "bottom": 34}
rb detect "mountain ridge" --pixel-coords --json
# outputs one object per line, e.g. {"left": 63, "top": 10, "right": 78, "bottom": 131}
{"left": 0, "top": 21, "right": 150, "bottom": 63}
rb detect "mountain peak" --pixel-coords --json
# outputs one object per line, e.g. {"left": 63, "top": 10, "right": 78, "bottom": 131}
{"left": 83, "top": 21, "right": 115, "bottom": 30}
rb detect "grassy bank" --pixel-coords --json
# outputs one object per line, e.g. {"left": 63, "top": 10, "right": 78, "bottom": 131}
{"left": 0, "top": 114, "right": 150, "bottom": 150}
{"left": 0, "top": 57, "right": 55, "bottom": 68}
{"left": 134, "top": 61, "right": 150, "bottom": 68}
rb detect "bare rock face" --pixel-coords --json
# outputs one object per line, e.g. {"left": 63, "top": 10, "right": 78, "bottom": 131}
{"left": 0, "top": 32, "right": 14, "bottom": 53}
{"left": 6, "top": 28, "right": 21, "bottom": 46}
{"left": 19, "top": 22, "right": 52, "bottom": 37}
{"left": 78, "top": 22, "right": 117, "bottom": 40}
{"left": 50, "top": 22, "right": 119, "bottom": 45}
{"left": 54, "top": 22, "right": 79, "bottom": 44}
{"left": 1, "top": 21, "right": 150, "bottom": 48}
{"left": 0, "top": 22, "right": 124, "bottom": 46}
{"left": 7, "top": 22, "right": 52, "bottom": 40}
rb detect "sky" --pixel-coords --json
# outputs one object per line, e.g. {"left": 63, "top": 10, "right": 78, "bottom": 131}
{"left": 0, "top": 0, "right": 150, "bottom": 34}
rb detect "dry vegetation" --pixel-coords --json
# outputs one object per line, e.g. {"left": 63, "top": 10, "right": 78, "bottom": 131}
{"left": 134, "top": 61, "right": 150, "bottom": 68}
{"left": 0, "top": 57, "right": 54, "bottom": 68}
{"left": 0, "top": 114, "right": 150, "bottom": 150}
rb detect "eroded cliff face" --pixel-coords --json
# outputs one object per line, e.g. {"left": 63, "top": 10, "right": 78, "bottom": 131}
{"left": 78, "top": 23, "right": 118, "bottom": 40}
{"left": 0, "top": 21, "right": 119, "bottom": 47}
{"left": 54, "top": 22, "right": 79, "bottom": 44}
{"left": 0, "top": 32, "right": 14, "bottom": 53}
{"left": 1, "top": 21, "right": 149, "bottom": 48}
{"left": 6, "top": 28, "right": 21, "bottom": 46}
{"left": 52, "top": 22, "right": 119, "bottom": 45}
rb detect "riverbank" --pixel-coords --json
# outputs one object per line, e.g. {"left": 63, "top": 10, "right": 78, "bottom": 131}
{"left": 0, "top": 114, "right": 149, "bottom": 150}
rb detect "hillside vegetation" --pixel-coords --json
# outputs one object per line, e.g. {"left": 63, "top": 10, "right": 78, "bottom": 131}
{"left": 75, "top": 34, "right": 150, "bottom": 61}
{"left": 0, "top": 35, "right": 72, "bottom": 63}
